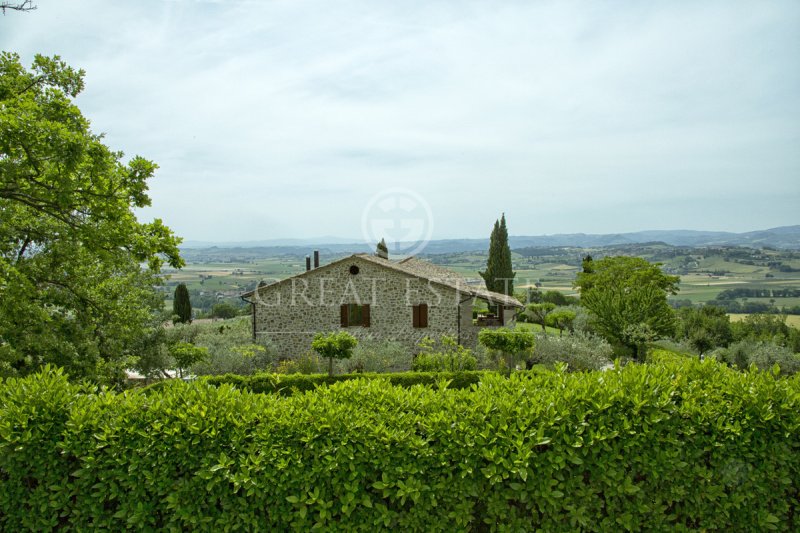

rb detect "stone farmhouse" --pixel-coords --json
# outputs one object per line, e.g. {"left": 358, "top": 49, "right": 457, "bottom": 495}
{"left": 241, "top": 247, "right": 523, "bottom": 357}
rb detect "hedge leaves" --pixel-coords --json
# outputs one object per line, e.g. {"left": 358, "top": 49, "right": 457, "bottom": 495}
{"left": 1, "top": 360, "right": 798, "bottom": 531}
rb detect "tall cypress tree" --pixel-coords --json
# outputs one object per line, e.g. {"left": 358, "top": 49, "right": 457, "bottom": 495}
{"left": 480, "top": 214, "right": 515, "bottom": 312}
{"left": 173, "top": 283, "right": 192, "bottom": 324}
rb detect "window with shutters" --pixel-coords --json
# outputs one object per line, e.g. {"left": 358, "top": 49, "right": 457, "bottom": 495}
{"left": 340, "top": 303, "right": 370, "bottom": 327}
{"left": 412, "top": 303, "right": 428, "bottom": 328}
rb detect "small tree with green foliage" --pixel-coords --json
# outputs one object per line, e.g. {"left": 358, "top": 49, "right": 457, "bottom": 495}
{"left": 546, "top": 309, "right": 577, "bottom": 337}
{"left": 168, "top": 341, "right": 208, "bottom": 378}
{"left": 525, "top": 303, "right": 556, "bottom": 333}
{"left": 576, "top": 256, "right": 678, "bottom": 360}
{"left": 173, "top": 283, "right": 192, "bottom": 324}
{"left": 311, "top": 331, "right": 358, "bottom": 376}
{"left": 478, "top": 327, "right": 535, "bottom": 373}
{"left": 676, "top": 305, "right": 733, "bottom": 355}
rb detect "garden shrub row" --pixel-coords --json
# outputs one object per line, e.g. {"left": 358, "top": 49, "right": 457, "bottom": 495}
{"left": 201, "top": 370, "right": 491, "bottom": 395}
{"left": 1, "top": 360, "right": 799, "bottom": 531}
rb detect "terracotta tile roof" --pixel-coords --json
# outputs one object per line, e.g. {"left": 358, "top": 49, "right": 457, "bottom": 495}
{"left": 242, "top": 253, "right": 523, "bottom": 308}
{"left": 356, "top": 254, "right": 523, "bottom": 308}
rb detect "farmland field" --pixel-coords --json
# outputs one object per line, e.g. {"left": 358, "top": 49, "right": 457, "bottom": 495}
{"left": 730, "top": 313, "right": 800, "bottom": 328}
{"left": 165, "top": 243, "right": 800, "bottom": 315}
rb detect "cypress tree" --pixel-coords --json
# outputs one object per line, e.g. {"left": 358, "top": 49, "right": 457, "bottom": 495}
{"left": 479, "top": 213, "right": 515, "bottom": 313}
{"left": 173, "top": 283, "right": 192, "bottom": 324}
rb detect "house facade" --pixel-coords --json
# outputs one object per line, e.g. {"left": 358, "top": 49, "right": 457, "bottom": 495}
{"left": 241, "top": 251, "right": 522, "bottom": 358}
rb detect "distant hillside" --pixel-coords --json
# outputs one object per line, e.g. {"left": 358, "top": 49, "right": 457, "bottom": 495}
{"left": 506, "top": 226, "right": 800, "bottom": 249}
{"left": 180, "top": 225, "right": 800, "bottom": 254}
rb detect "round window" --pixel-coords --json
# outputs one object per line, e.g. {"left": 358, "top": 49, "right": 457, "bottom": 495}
{"left": 349, "top": 265, "right": 360, "bottom": 275}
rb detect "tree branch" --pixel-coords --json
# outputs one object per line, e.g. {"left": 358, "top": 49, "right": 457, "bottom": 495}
{"left": 1, "top": 1, "right": 36, "bottom": 14}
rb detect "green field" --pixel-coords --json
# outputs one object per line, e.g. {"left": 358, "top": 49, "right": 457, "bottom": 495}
{"left": 730, "top": 313, "right": 800, "bottom": 328}
{"left": 167, "top": 244, "right": 800, "bottom": 314}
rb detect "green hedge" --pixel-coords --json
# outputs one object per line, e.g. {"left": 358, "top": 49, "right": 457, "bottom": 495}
{"left": 202, "top": 370, "right": 490, "bottom": 395}
{"left": 1, "top": 360, "right": 799, "bottom": 531}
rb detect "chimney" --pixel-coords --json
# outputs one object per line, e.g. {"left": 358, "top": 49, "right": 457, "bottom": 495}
{"left": 313, "top": 250, "right": 320, "bottom": 269}
{"left": 375, "top": 238, "right": 389, "bottom": 260}
{"left": 305, "top": 255, "right": 311, "bottom": 271}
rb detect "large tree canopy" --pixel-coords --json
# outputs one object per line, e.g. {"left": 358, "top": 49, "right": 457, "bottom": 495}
{"left": 574, "top": 256, "right": 679, "bottom": 360}
{"left": 0, "top": 52, "right": 183, "bottom": 382}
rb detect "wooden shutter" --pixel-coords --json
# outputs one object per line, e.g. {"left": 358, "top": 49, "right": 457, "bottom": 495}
{"left": 362, "top": 304, "right": 370, "bottom": 327}
{"left": 412, "top": 304, "right": 428, "bottom": 328}
{"left": 340, "top": 304, "right": 349, "bottom": 327}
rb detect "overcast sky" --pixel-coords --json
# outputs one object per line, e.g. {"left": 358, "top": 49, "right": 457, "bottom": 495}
{"left": 3, "top": 0, "right": 799, "bottom": 243}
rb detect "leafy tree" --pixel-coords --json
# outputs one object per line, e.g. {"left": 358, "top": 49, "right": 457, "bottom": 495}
{"left": 478, "top": 327, "right": 534, "bottom": 373}
{"left": 0, "top": 53, "right": 183, "bottom": 382}
{"left": 168, "top": 341, "right": 208, "bottom": 378}
{"left": 525, "top": 303, "right": 556, "bottom": 333}
{"left": 545, "top": 309, "right": 576, "bottom": 337}
{"left": 541, "top": 290, "right": 577, "bottom": 306}
{"left": 576, "top": 257, "right": 679, "bottom": 361}
{"left": 479, "top": 214, "right": 515, "bottom": 313}
{"left": 581, "top": 254, "right": 594, "bottom": 274}
{"left": 211, "top": 301, "right": 238, "bottom": 320}
{"left": 575, "top": 256, "right": 679, "bottom": 297}
{"left": 675, "top": 306, "right": 733, "bottom": 355}
{"left": 173, "top": 283, "right": 192, "bottom": 324}
{"left": 731, "top": 313, "right": 800, "bottom": 353}
{"left": 311, "top": 331, "right": 358, "bottom": 376}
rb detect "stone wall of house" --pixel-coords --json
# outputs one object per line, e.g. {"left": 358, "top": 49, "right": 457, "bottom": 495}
{"left": 252, "top": 255, "right": 477, "bottom": 358}
{"left": 459, "top": 299, "right": 480, "bottom": 348}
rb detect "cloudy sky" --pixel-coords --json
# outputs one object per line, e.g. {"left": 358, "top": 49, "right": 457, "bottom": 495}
{"left": 3, "top": 0, "right": 799, "bottom": 243}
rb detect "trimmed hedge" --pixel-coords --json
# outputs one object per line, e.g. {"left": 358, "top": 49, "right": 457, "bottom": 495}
{"left": 202, "top": 370, "right": 490, "bottom": 395}
{"left": 1, "top": 360, "right": 799, "bottom": 531}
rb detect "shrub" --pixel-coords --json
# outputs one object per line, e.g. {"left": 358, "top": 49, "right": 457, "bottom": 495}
{"left": 530, "top": 331, "right": 613, "bottom": 371}
{"left": 210, "top": 301, "right": 239, "bottom": 319}
{"left": 341, "top": 337, "right": 411, "bottom": 373}
{"left": 204, "top": 370, "right": 487, "bottom": 395}
{"left": 275, "top": 352, "right": 322, "bottom": 375}
{"left": 189, "top": 319, "right": 275, "bottom": 376}
{"left": 478, "top": 327, "right": 535, "bottom": 371}
{"left": 2, "top": 361, "right": 799, "bottom": 531}
{"left": 412, "top": 335, "right": 477, "bottom": 372}
{"left": 714, "top": 339, "right": 800, "bottom": 375}
{"left": 412, "top": 351, "right": 477, "bottom": 372}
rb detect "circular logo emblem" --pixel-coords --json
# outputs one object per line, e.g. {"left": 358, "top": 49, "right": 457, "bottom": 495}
{"left": 361, "top": 188, "right": 433, "bottom": 257}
